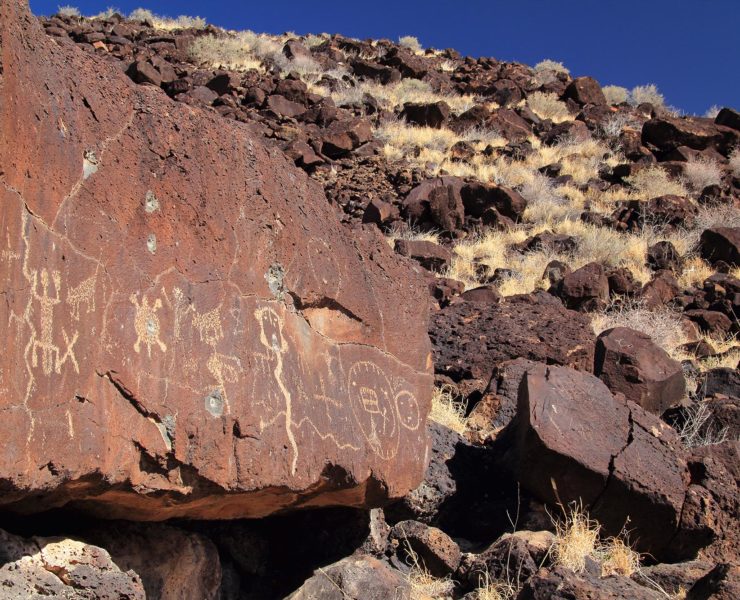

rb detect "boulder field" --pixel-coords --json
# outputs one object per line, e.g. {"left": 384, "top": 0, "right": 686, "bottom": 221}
{"left": 0, "top": 1, "right": 739, "bottom": 598}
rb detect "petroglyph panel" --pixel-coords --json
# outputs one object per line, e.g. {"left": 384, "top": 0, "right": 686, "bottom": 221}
{"left": 1, "top": 0, "right": 432, "bottom": 520}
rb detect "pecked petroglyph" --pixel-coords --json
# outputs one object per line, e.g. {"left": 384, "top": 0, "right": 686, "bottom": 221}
{"left": 254, "top": 305, "right": 299, "bottom": 475}
{"left": 17, "top": 215, "right": 80, "bottom": 403}
{"left": 66, "top": 270, "right": 97, "bottom": 321}
{"left": 130, "top": 292, "right": 167, "bottom": 358}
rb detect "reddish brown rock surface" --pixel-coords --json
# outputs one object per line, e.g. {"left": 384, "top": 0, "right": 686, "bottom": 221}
{"left": 0, "top": 1, "right": 432, "bottom": 519}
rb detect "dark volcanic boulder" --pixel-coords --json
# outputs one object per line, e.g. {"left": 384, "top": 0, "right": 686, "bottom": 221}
{"left": 594, "top": 327, "right": 685, "bottom": 414}
{"left": 403, "top": 176, "right": 465, "bottom": 232}
{"left": 0, "top": 1, "right": 432, "bottom": 519}
{"left": 556, "top": 262, "right": 609, "bottom": 311}
{"left": 520, "top": 566, "right": 663, "bottom": 600}
{"left": 400, "top": 101, "right": 451, "bottom": 128}
{"left": 641, "top": 115, "right": 738, "bottom": 154}
{"left": 394, "top": 239, "right": 452, "bottom": 272}
{"left": 389, "top": 520, "right": 461, "bottom": 576}
{"left": 515, "top": 364, "right": 703, "bottom": 560}
{"left": 430, "top": 292, "right": 595, "bottom": 382}
{"left": 700, "top": 227, "right": 740, "bottom": 266}
{"left": 460, "top": 182, "right": 527, "bottom": 220}
{"left": 563, "top": 76, "right": 607, "bottom": 106}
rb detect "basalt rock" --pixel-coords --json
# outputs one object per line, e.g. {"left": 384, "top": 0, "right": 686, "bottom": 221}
{"left": 515, "top": 364, "right": 704, "bottom": 561}
{"left": 594, "top": 327, "right": 685, "bottom": 414}
{"left": 0, "top": 529, "right": 146, "bottom": 599}
{"left": 287, "top": 556, "right": 411, "bottom": 600}
{"left": 0, "top": 0, "right": 432, "bottom": 519}
{"left": 430, "top": 292, "right": 595, "bottom": 382}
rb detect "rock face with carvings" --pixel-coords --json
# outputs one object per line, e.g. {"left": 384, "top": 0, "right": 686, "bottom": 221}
{"left": 0, "top": 0, "right": 432, "bottom": 519}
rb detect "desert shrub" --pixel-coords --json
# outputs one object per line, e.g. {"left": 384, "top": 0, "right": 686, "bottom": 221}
{"left": 598, "top": 112, "right": 638, "bottom": 139}
{"left": 602, "top": 85, "right": 629, "bottom": 105}
{"left": 57, "top": 5, "right": 80, "bottom": 17}
{"left": 128, "top": 8, "right": 153, "bottom": 22}
{"left": 527, "top": 91, "right": 573, "bottom": 123}
{"left": 704, "top": 105, "right": 721, "bottom": 119}
{"left": 624, "top": 166, "right": 687, "bottom": 198}
{"left": 684, "top": 157, "right": 723, "bottom": 191}
{"left": 728, "top": 148, "right": 740, "bottom": 177}
{"left": 694, "top": 202, "right": 740, "bottom": 232}
{"left": 534, "top": 59, "right": 570, "bottom": 75}
{"left": 90, "top": 7, "right": 120, "bottom": 20}
{"left": 676, "top": 402, "right": 729, "bottom": 448}
{"left": 629, "top": 84, "right": 665, "bottom": 108}
{"left": 303, "top": 33, "right": 329, "bottom": 48}
{"left": 399, "top": 35, "right": 423, "bottom": 53}
{"left": 428, "top": 384, "right": 468, "bottom": 434}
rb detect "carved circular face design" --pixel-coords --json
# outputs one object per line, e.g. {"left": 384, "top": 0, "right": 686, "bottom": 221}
{"left": 348, "top": 361, "right": 399, "bottom": 460}
{"left": 394, "top": 390, "right": 421, "bottom": 431}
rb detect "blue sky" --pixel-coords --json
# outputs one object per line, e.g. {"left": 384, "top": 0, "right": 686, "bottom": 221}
{"left": 31, "top": 0, "right": 739, "bottom": 116}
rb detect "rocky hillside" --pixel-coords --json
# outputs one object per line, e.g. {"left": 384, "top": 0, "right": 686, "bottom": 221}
{"left": 0, "top": 3, "right": 738, "bottom": 598}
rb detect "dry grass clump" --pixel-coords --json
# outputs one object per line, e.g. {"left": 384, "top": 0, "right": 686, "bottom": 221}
{"left": 428, "top": 384, "right": 468, "bottom": 435}
{"left": 592, "top": 300, "right": 689, "bottom": 359}
{"left": 624, "top": 166, "right": 688, "bottom": 198}
{"left": 445, "top": 218, "right": 656, "bottom": 294}
{"left": 699, "top": 345, "right": 740, "bottom": 372}
{"left": 551, "top": 505, "right": 600, "bottom": 573}
{"left": 128, "top": 8, "right": 206, "bottom": 29}
{"left": 527, "top": 92, "right": 573, "bottom": 123}
{"left": 602, "top": 85, "right": 629, "bottom": 105}
{"left": 551, "top": 504, "right": 640, "bottom": 577}
{"left": 684, "top": 157, "right": 723, "bottom": 191}
{"left": 90, "top": 7, "right": 120, "bottom": 20}
{"left": 385, "top": 223, "right": 441, "bottom": 247}
{"left": 303, "top": 33, "right": 329, "bottom": 48}
{"left": 399, "top": 35, "right": 424, "bottom": 54}
{"left": 471, "top": 572, "right": 517, "bottom": 600}
{"left": 729, "top": 148, "right": 740, "bottom": 177}
{"left": 629, "top": 84, "right": 665, "bottom": 108}
{"left": 375, "top": 118, "right": 505, "bottom": 171}
{"left": 57, "top": 5, "right": 81, "bottom": 17}
{"left": 189, "top": 33, "right": 265, "bottom": 71}
{"left": 600, "top": 537, "right": 641, "bottom": 577}
{"left": 676, "top": 402, "right": 729, "bottom": 448}
{"left": 677, "top": 256, "right": 715, "bottom": 289}
{"left": 331, "top": 78, "right": 477, "bottom": 115}
{"left": 404, "top": 541, "right": 456, "bottom": 600}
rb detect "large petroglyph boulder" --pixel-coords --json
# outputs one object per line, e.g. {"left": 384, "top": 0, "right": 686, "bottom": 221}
{"left": 0, "top": 1, "right": 432, "bottom": 519}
